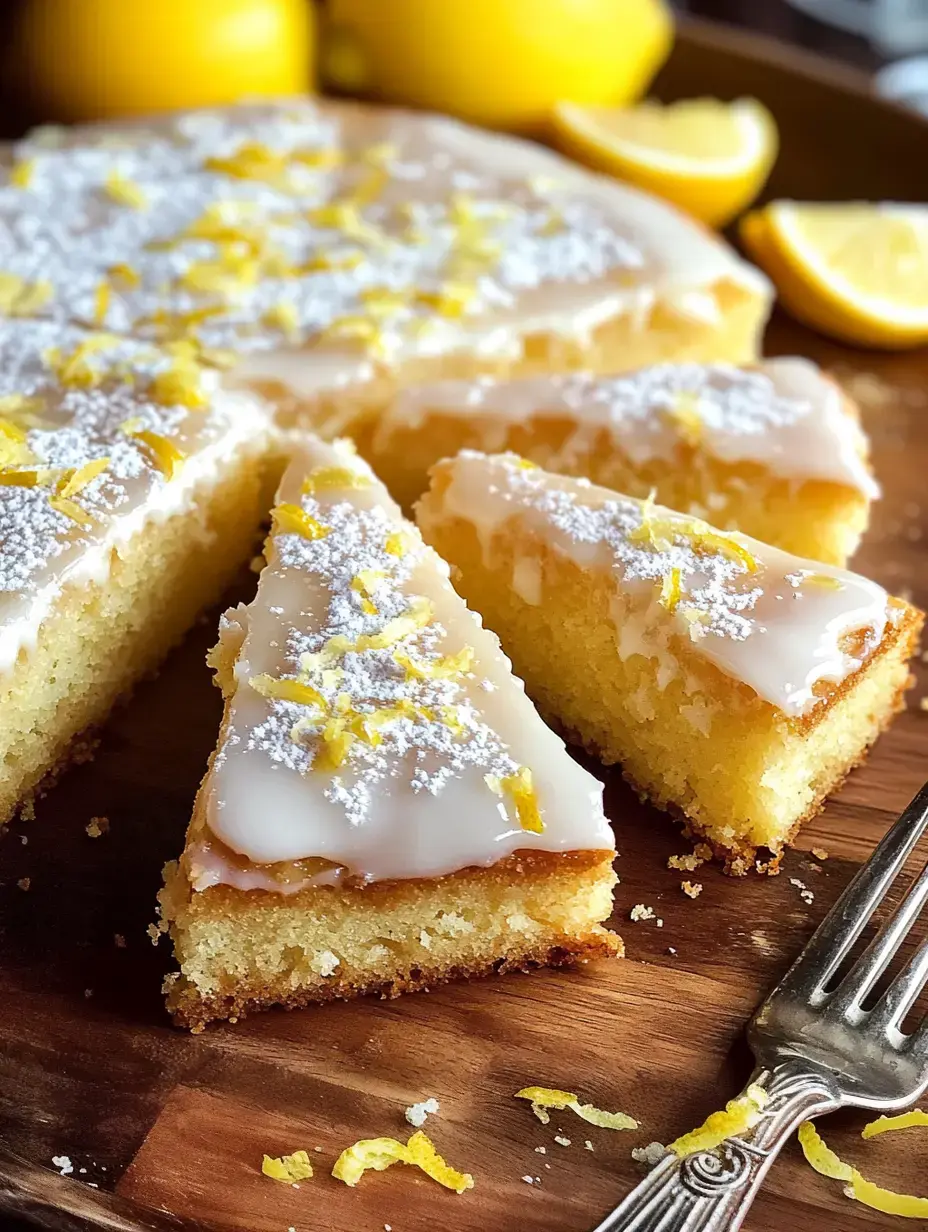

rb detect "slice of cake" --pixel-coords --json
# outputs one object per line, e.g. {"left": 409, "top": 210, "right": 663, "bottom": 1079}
{"left": 159, "top": 437, "right": 619, "bottom": 1030}
{"left": 2, "top": 99, "right": 770, "bottom": 437}
{"left": 0, "top": 321, "right": 273, "bottom": 828}
{"left": 364, "top": 358, "right": 877, "bottom": 566}
{"left": 417, "top": 452, "right": 921, "bottom": 872}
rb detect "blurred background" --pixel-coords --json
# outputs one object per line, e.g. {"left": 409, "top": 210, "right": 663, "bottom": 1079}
{"left": 1, "top": 0, "right": 927, "bottom": 140}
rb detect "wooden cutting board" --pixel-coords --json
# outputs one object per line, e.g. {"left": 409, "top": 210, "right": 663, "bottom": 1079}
{"left": 2, "top": 18, "right": 928, "bottom": 1232}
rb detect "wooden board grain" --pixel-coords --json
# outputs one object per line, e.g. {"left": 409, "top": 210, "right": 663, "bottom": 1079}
{"left": 3, "top": 18, "right": 928, "bottom": 1232}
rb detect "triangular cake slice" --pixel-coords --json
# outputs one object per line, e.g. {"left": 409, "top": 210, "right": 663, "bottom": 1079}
{"left": 416, "top": 452, "right": 922, "bottom": 872}
{"left": 363, "top": 357, "right": 876, "bottom": 565}
{"left": 0, "top": 320, "right": 273, "bottom": 829}
{"left": 159, "top": 438, "right": 619, "bottom": 1030}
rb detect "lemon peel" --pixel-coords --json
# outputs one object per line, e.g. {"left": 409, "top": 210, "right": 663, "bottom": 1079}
{"left": 57, "top": 457, "right": 109, "bottom": 499}
{"left": 0, "top": 272, "right": 52, "bottom": 317}
{"left": 271, "top": 503, "right": 331, "bottom": 541}
{"left": 669, "top": 1084, "right": 769, "bottom": 1156}
{"left": 385, "top": 529, "right": 415, "bottom": 557}
{"left": 394, "top": 645, "right": 475, "bottom": 682}
{"left": 861, "top": 1109, "right": 928, "bottom": 1139}
{"left": 332, "top": 1130, "right": 473, "bottom": 1193}
{"left": 105, "top": 171, "right": 147, "bottom": 209}
{"left": 515, "top": 1087, "right": 638, "bottom": 1131}
{"left": 798, "top": 1113, "right": 928, "bottom": 1217}
{"left": 302, "top": 465, "right": 371, "bottom": 495}
{"left": 11, "top": 159, "right": 35, "bottom": 188}
{"left": 250, "top": 675, "right": 325, "bottom": 711}
{"left": 658, "top": 567, "right": 682, "bottom": 613}
{"left": 667, "top": 392, "right": 704, "bottom": 446}
{"left": 486, "top": 767, "right": 544, "bottom": 834}
{"left": 797, "top": 1121, "right": 852, "bottom": 1181}
{"left": 261, "top": 1150, "right": 314, "bottom": 1182}
{"left": 127, "top": 429, "right": 185, "bottom": 480}
{"left": 48, "top": 496, "right": 94, "bottom": 527}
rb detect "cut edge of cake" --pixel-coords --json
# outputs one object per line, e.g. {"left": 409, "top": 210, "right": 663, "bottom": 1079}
{"left": 158, "top": 436, "right": 620, "bottom": 1030}
{"left": 416, "top": 450, "right": 922, "bottom": 873}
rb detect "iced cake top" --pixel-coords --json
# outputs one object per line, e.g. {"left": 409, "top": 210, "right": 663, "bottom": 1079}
{"left": 422, "top": 451, "right": 893, "bottom": 719}
{"left": 0, "top": 319, "right": 269, "bottom": 670}
{"left": 0, "top": 99, "right": 766, "bottom": 383}
{"left": 193, "top": 436, "right": 613, "bottom": 889}
{"left": 385, "top": 357, "right": 878, "bottom": 496}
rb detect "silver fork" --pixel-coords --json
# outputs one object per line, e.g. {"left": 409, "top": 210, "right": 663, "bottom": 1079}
{"left": 595, "top": 780, "right": 928, "bottom": 1232}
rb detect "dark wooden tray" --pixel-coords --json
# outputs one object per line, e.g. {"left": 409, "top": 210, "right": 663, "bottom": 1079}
{"left": 3, "top": 17, "right": 928, "bottom": 1232}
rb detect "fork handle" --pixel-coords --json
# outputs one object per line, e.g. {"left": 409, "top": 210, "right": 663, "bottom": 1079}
{"left": 592, "top": 1060, "right": 840, "bottom": 1232}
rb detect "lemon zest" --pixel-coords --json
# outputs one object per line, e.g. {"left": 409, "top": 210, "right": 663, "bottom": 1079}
{"left": 670, "top": 1084, "right": 769, "bottom": 1156}
{"left": 515, "top": 1087, "right": 638, "bottom": 1130}
{"left": 262, "top": 301, "right": 300, "bottom": 340}
{"left": 126, "top": 429, "right": 185, "bottom": 479}
{"left": 658, "top": 567, "right": 682, "bottom": 613}
{"left": 385, "top": 529, "right": 415, "bottom": 557}
{"left": 797, "top": 1121, "right": 852, "bottom": 1180}
{"left": 0, "top": 468, "right": 42, "bottom": 487}
{"left": 261, "top": 1150, "right": 314, "bottom": 1182}
{"left": 351, "top": 569, "right": 387, "bottom": 615}
{"left": 93, "top": 281, "right": 111, "bottom": 327}
{"left": 11, "top": 159, "right": 35, "bottom": 188}
{"left": 332, "top": 1131, "right": 473, "bottom": 1193}
{"left": 57, "top": 457, "right": 109, "bottom": 499}
{"left": 394, "top": 645, "right": 475, "bottom": 682}
{"left": 799, "top": 1117, "right": 928, "bottom": 1217}
{"left": 271, "top": 502, "right": 331, "bottom": 541}
{"left": 105, "top": 171, "right": 147, "bottom": 209}
{"left": 149, "top": 352, "right": 208, "bottom": 410}
{"left": 109, "top": 262, "right": 140, "bottom": 288}
{"left": 0, "top": 272, "right": 52, "bottom": 317}
{"left": 485, "top": 766, "right": 545, "bottom": 834}
{"left": 302, "top": 466, "right": 371, "bottom": 495}
{"left": 861, "top": 1109, "right": 928, "bottom": 1139}
{"left": 249, "top": 675, "right": 325, "bottom": 711}
{"left": 48, "top": 495, "right": 94, "bottom": 527}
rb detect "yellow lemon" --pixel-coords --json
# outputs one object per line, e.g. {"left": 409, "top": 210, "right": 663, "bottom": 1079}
{"left": 13, "top": 0, "right": 313, "bottom": 122}
{"left": 322, "top": 0, "right": 673, "bottom": 136}
{"left": 553, "top": 97, "right": 778, "bottom": 229}
{"left": 741, "top": 201, "right": 928, "bottom": 349}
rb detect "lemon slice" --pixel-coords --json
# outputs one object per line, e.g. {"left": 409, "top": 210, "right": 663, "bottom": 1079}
{"left": 740, "top": 201, "right": 928, "bottom": 348}
{"left": 552, "top": 97, "right": 778, "bottom": 228}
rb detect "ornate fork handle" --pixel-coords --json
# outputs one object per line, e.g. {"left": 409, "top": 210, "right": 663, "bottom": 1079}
{"left": 594, "top": 1059, "right": 841, "bottom": 1232}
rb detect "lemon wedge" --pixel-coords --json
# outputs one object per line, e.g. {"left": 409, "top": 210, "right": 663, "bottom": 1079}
{"left": 740, "top": 201, "right": 928, "bottom": 348}
{"left": 552, "top": 97, "right": 778, "bottom": 228}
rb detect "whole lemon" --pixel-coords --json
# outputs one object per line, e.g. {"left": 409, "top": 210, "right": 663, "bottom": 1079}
{"left": 13, "top": 0, "right": 313, "bottom": 122}
{"left": 322, "top": 0, "right": 673, "bottom": 135}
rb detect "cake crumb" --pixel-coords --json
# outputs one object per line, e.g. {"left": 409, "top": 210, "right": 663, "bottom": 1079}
{"left": 146, "top": 923, "right": 161, "bottom": 944}
{"left": 629, "top": 904, "right": 655, "bottom": 922}
{"left": 554, "top": 1135, "right": 571, "bottom": 1147}
{"left": 522, "top": 1175, "right": 534, "bottom": 1184}
{"left": 534, "top": 1146, "right": 546, "bottom": 1154}
{"left": 920, "top": 697, "right": 928, "bottom": 711}
{"left": 584, "top": 1140, "right": 594, "bottom": 1151}
{"left": 789, "top": 876, "right": 815, "bottom": 905}
{"left": 17, "top": 877, "right": 30, "bottom": 891}
{"left": 667, "top": 851, "right": 705, "bottom": 872}
{"left": 84, "top": 989, "right": 93, "bottom": 998}
{"left": 405, "top": 1098, "right": 439, "bottom": 1127}
{"left": 811, "top": 847, "right": 829, "bottom": 861}
{"left": 114, "top": 934, "right": 126, "bottom": 948}
{"left": 667, "top": 946, "right": 677, "bottom": 955}
{"left": 681, "top": 881, "right": 703, "bottom": 899}
{"left": 632, "top": 1142, "right": 667, "bottom": 1168}
{"left": 85, "top": 816, "right": 109, "bottom": 838}
{"left": 52, "top": 1155, "right": 73, "bottom": 1176}
{"left": 20, "top": 835, "right": 27, "bottom": 845}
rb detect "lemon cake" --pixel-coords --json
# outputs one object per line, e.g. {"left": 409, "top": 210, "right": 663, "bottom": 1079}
{"left": 0, "top": 320, "right": 273, "bottom": 828}
{"left": 159, "top": 437, "right": 619, "bottom": 1030}
{"left": 417, "top": 453, "right": 921, "bottom": 871}
{"left": 364, "top": 357, "right": 877, "bottom": 564}
{"left": 1, "top": 99, "right": 770, "bottom": 437}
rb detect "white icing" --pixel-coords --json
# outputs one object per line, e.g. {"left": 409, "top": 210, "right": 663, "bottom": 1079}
{"left": 423, "top": 452, "right": 892, "bottom": 719}
{"left": 195, "top": 439, "right": 613, "bottom": 888}
{"left": 0, "top": 98, "right": 768, "bottom": 392}
{"left": 383, "top": 357, "right": 878, "bottom": 497}
{"left": 0, "top": 320, "right": 272, "bottom": 675}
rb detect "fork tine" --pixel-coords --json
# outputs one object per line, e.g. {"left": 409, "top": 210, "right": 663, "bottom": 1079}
{"left": 870, "top": 935, "right": 928, "bottom": 1035}
{"left": 778, "top": 781, "right": 928, "bottom": 999}
{"left": 830, "top": 859, "right": 928, "bottom": 1015}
